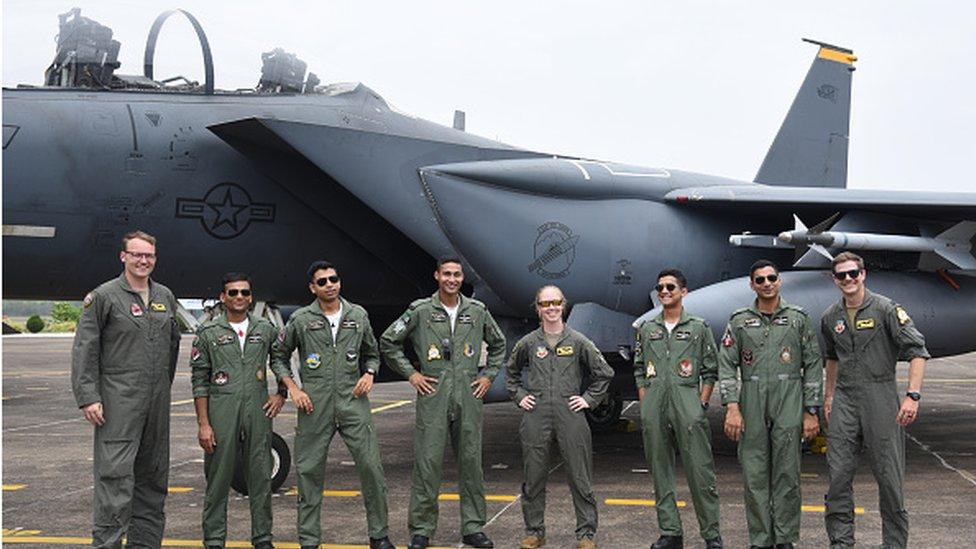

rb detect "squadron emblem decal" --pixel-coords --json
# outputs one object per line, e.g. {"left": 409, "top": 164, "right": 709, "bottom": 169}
{"left": 526, "top": 221, "right": 580, "bottom": 280}
{"left": 176, "top": 182, "right": 275, "bottom": 240}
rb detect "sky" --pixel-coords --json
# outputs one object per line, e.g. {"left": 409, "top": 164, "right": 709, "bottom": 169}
{"left": 3, "top": 0, "right": 975, "bottom": 191}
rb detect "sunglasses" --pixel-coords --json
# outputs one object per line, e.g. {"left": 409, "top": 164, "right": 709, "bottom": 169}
{"left": 315, "top": 275, "right": 340, "bottom": 286}
{"left": 832, "top": 268, "right": 861, "bottom": 281}
{"left": 655, "top": 283, "right": 678, "bottom": 292}
{"left": 537, "top": 299, "right": 564, "bottom": 308}
{"left": 225, "top": 288, "right": 252, "bottom": 297}
{"left": 753, "top": 274, "right": 779, "bottom": 284}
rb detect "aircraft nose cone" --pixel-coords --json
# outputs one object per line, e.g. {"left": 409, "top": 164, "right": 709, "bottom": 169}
{"left": 778, "top": 231, "right": 793, "bottom": 243}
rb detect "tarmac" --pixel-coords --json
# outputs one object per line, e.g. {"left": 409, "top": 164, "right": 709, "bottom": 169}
{"left": 3, "top": 334, "right": 975, "bottom": 548}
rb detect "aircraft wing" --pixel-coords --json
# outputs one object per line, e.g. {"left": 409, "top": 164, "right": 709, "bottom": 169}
{"left": 664, "top": 184, "right": 976, "bottom": 219}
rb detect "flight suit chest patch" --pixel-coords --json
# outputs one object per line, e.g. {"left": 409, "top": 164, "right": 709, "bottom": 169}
{"left": 306, "top": 353, "right": 322, "bottom": 369}
{"left": 247, "top": 334, "right": 263, "bottom": 344}
{"left": 307, "top": 319, "right": 327, "bottom": 331}
{"left": 834, "top": 319, "right": 846, "bottom": 334}
{"left": 458, "top": 314, "right": 473, "bottom": 325}
{"left": 427, "top": 344, "right": 442, "bottom": 361}
{"left": 431, "top": 312, "right": 448, "bottom": 322}
{"left": 674, "top": 330, "right": 691, "bottom": 341}
{"left": 780, "top": 346, "right": 792, "bottom": 363}
{"left": 743, "top": 318, "right": 761, "bottom": 328}
{"left": 772, "top": 316, "right": 789, "bottom": 326}
{"left": 648, "top": 329, "right": 664, "bottom": 341}
{"left": 150, "top": 302, "right": 167, "bottom": 312}
{"left": 340, "top": 319, "right": 358, "bottom": 329}
{"left": 213, "top": 371, "right": 229, "bottom": 385}
{"left": 535, "top": 346, "right": 549, "bottom": 359}
{"left": 345, "top": 349, "right": 358, "bottom": 362}
{"left": 131, "top": 303, "right": 144, "bottom": 317}
{"left": 216, "top": 334, "right": 236, "bottom": 345}
{"left": 741, "top": 348, "right": 754, "bottom": 365}
{"left": 555, "top": 345, "right": 574, "bottom": 357}
{"left": 856, "top": 318, "right": 875, "bottom": 330}
{"left": 463, "top": 342, "right": 476, "bottom": 357}
{"left": 678, "top": 359, "right": 693, "bottom": 377}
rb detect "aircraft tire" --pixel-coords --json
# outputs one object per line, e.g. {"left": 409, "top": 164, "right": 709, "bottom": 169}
{"left": 231, "top": 431, "right": 292, "bottom": 495}
{"left": 585, "top": 391, "right": 623, "bottom": 433}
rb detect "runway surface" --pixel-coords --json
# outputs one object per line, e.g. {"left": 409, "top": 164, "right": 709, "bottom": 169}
{"left": 3, "top": 335, "right": 975, "bottom": 547}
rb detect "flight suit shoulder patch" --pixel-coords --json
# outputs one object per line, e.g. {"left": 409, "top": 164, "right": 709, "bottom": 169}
{"left": 895, "top": 305, "right": 911, "bottom": 325}
{"left": 408, "top": 298, "right": 429, "bottom": 311}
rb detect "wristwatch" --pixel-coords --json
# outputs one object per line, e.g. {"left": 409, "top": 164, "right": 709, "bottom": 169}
{"left": 365, "top": 367, "right": 377, "bottom": 377}
{"left": 277, "top": 383, "right": 288, "bottom": 398}
{"left": 804, "top": 406, "right": 820, "bottom": 416}
{"left": 906, "top": 391, "right": 921, "bottom": 401}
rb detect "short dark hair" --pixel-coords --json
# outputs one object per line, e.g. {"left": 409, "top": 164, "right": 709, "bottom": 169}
{"left": 657, "top": 268, "right": 687, "bottom": 288}
{"left": 221, "top": 272, "right": 251, "bottom": 291}
{"left": 436, "top": 257, "right": 463, "bottom": 270}
{"left": 307, "top": 260, "right": 338, "bottom": 281}
{"left": 831, "top": 251, "right": 864, "bottom": 271}
{"left": 750, "top": 259, "right": 779, "bottom": 277}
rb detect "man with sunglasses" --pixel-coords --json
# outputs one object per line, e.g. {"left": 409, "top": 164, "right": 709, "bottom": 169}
{"left": 190, "top": 273, "right": 283, "bottom": 549}
{"left": 506, "top": 285, "right": 613, "bottom": 549}
{"left": 380, "top": 257, "right": 506, "bottom": 549}
{"left": 821, "top": 252, "right": 928, "bottom": 549}
{"left": 634, "top": 269, "right": 723, "bottom": 549}
{"left": 717, "top": 260, "right": 823, "bottom": 549}
{"left": 271, "top": 261, "right": 395, "bottom": 549}
{"left": 71, "top": 230, "right": 181, "bottom": 548}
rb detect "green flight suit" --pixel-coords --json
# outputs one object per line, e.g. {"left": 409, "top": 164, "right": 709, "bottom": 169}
{"left": 71, "top": 273, "right": 180, "bottom": 549}
{"left": 191, "top": 313, "right": 279, "bottom": 547}
{"left": 506, "top": 327, "right": 614, "bottom": 541}
{"left": 379, "top": 292, "right": 506, "bottom": 538}
{"left": 633, "top": 310, "right": 720, "bottom": 540}
{"left": 272, "top": 298, "right": 389, "bottom": 545}
{"left": 820, "top": 290, "right": 929, "bottom": 549}
{"left": 717, "top": 298, "right": 823, "bottom": 547}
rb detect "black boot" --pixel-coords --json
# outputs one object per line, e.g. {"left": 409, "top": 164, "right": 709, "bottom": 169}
{"left": 369, "top": 537, "right": 396, "bottom": 549}
{"left": 704, "top": 537, "right": 723, "bottom": 549}
{"left": 408, "top": 534, "right": 430, "bottom": 549}
{"left": 651, "top": 535, "right": 683, "bottom": 549}
{"left": 253, "top": 542, "right": 274, "bottom": 549}
{"left": 774, "top": 545, "right": 794, "bottom": 549}
{"left": 462, "top": 532, "right": 495, "bottom": 548}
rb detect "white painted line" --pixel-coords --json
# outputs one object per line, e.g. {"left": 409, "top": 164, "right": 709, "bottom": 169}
{"left": 565, "top": 159, "right": 591, "bottom": 180}
{"left": 2, "top": 224, "right": 56, "bottom": 238}
{"left": 906, "top": 432, "right": 976, "bottom": 487}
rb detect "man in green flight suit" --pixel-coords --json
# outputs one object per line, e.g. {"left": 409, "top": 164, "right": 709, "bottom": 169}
{"left": 717, "top": 260, "right": 823, "bottom": 549}
{"left": 71, "top": 230, "right": 181, "bottom": 549}
{"left": 380, "top": 257, "right": 507, "bottom": 549}
{"left": 191, "top": 273, "right": 285, "bottom": 549}
{"left": 506, "top": 285, "right": 613, "bottom": 549}
{"left": 821, "top": 252, "right": 928, "bottom": 549}
{"left": 271, "top": 261, "right": 396, "bottom": 549}
{"left": 634, "top": 268, "right": 723, "bottom": 549}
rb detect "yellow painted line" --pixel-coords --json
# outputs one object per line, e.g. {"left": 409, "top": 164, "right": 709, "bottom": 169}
{"left": 896, "top": 378, "right": 976, "bottom": 383}
{"left": 3, "top": 484, "right": 28, "bottom": 491}
{"left": 800, "top": 473, "right": 819, "bottom": 478}
{"left": 167, "top": 487, "right": 194, "bottom": 493}
{"left": 171, "top": 398, "right": 195, "bottom": 406}
{"left": 801, "top": 504, "right": 865, "bottom": 515}
{"left": 604, "top": 498, "right": 687, "bottom": 508}
{"left": 171, "top": 412, "right": 198, "bottom": 417}
{"left": 284, "top": 487, "right": 361, "bottom": 497}
{"left": 0, "top": 534, "right": 459, "bottom": 548}
{"left": 437, "top": 492, "right": 518, "bottom": 502}
{"left": 370, "top": 399, "right": 412, "bottom": 414}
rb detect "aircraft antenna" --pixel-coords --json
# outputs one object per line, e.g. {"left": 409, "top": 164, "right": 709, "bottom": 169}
{"left": 143, "top": 9, "right": 214, "bottom": 94}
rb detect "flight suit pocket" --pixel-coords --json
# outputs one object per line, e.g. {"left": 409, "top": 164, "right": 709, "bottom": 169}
{"left": 97, "top": 439, "right": 134, "bottom": 478}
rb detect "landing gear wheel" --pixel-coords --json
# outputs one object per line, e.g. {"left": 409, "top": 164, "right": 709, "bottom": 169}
{"left": 231, "top": 431, "right": 291, "bottom": 495}
{"left": 585, "top": 391, "right": 623, "bottom": 433}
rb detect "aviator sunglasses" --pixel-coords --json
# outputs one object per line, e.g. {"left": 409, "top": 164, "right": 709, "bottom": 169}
{"left": 537, "top": 299, "right": 564, "bottom": 308}
{"left": 655, "top": 283, "right": 678, "bottom": 292}
{"left": 315, "top": 275, "right": 341, "bottom": 286}
{"left": 225, "top": 288, "right": 252, "bottom": 297}
{"left": 753, "top": 274, "right": 779, "bottom": 284}
{"left": 832, "top": 268, "right": 861, "bottom": 281}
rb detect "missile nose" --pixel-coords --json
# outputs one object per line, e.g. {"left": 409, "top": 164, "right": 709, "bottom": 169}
{"left": 778, "top": 231, "right": 793, "bottom": 243}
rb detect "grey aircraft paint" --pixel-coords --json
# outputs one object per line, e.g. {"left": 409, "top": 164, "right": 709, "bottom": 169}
{"left": 4, "top": 11, "right": 976, "bottom": 413}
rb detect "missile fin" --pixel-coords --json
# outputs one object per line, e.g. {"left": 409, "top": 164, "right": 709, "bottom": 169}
{"left": 936, "top": 220, "right": 976, "bottom": 242}
{"left": 794, "top": 244, "right": 834, "bottom": 268}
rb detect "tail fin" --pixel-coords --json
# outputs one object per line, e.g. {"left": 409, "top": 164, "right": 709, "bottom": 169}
{"left": 755, "top": 39, "right": 856, "bottom": 188}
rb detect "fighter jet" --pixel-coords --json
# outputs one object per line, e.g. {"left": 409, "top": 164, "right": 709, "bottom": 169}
{"left": 4, "top": 10, "right": 976, "bottom": 434}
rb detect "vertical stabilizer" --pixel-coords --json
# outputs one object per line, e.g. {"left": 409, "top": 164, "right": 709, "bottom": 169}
{"left": 755, "top": 39, "right": 856, "bottom": 188}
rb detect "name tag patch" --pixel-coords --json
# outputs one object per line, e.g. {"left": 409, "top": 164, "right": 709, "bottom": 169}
{"left": 773, "top": 316, "right": 789, "bottom": 326}
{"left": 674, "top": 330, "right": 691, "bottom": 341}
{"left": 341, "top": 319, "right": 358, "bottom": 329}
{"left": 431, "top": 312, "right": 448, "bottom": 323}
{"left": 555, "top": 346, "right": 574, "bottom": 357}
{"left": 307, "top": 319, "right": 327, "bottom": 331}
{"left": 458, "top": 314, "right": 473, "bottom": 325}
{"left": 856, "top": 318, "right": 875, "bottom": 330}
{"left": 150, "top": 302, "right": 167, "bottom": 312}
{"left": 648, "top": 329, "right": 664, "bottom": 341}
{"left": 744, "top": 318, "right": 761, "bottom": 328}
{"left": 217, "top": 334, "right": 236, "bottom": 345}
{"left": 247, "top": 334, "right": 263, "bottom": 344}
